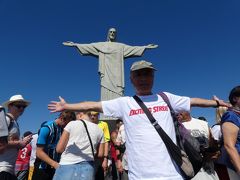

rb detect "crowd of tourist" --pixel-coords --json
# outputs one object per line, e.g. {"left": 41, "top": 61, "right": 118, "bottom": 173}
{"left": 0, "top": 60, "right": 240, "bottom": 180}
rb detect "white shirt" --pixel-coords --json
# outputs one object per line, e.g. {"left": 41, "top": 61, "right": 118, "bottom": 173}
{"left": 183, "top": 118, "right": 219, "bottom": 180}
{"left": 211, "top": 124, "right": 221, "bottom": 142}
{"left": 59, "top": 120, "right": 104, "bottom": 165}
{"left": 102, "top": 92, "right": 190, "bottom": 180}
{"left": 29, "top": 134, "right": 38, "bottom": 167}
{"left": 183, "top": 118, "right": 209, "bottom": 148}
{"left": 116, "top": 124, "right": 128, "bottom": 170}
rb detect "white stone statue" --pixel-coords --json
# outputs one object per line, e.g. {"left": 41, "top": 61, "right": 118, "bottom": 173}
{"left": 63, "top": 28, "right": 158, "bottom": 101}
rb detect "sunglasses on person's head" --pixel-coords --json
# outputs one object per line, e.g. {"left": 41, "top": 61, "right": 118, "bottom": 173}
{"left": 12, "top": 104, "right": 27, "bottom": 109}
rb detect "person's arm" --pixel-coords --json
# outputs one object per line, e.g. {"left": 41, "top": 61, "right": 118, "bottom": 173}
{"left": 7, "top": 135, "right": 32, "bottom": 149}
{"left": 101, "top": 122, "right": 110, "bottom": 172}
{"left": 48, "top": 96, "right": 103, "bottom": 113}
{"left": 190, "top": 98, "right": 230, "bottom": 108}
{"left": 36, "top": 146, "right": 59, "bottom": 169}
{"left": 96, "top": 143, "right": 104, "bottom": 158}
{"left": 102, "top": 141, "right": 109, "bottom": 171}
{"left": 115, "top": 141, "right": 124, "bottom": 173}
{"left": 145, "top": 44, "right": 158, "bottom": 49}
{"left": 111, "top": 131, "right": 118, "bottom": 146}
{"left": 56, "top": 130, "right": 69, "bottom": 154}
{"left": 222, "top": 122, "right": 240, "bottom": 173}
{"left": 63, "top": 41, "right": 77, "bottom": 46}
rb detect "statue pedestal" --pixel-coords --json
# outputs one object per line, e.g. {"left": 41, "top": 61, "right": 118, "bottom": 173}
{"left": 99, "top": 114, "right": 117, "bottom": 121}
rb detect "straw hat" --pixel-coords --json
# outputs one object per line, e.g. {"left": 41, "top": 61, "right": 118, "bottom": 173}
{"left": 3, "top": 95, "right": 30, "bottom": 107}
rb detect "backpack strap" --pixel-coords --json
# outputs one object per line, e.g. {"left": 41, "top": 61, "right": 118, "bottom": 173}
{"left": 6, "top": 113, "right": 15, "bottom": 131}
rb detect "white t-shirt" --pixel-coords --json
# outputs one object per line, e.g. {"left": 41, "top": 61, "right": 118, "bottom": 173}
{"left": 183, "top": 118, "right": 219, "bottom": 180}
{"left": 29, "top": 134, "right": 38, "bottom": 167}
{"left": 183, "top": 118, "right": 209, "bottom": 148}
{"left": 116, "top": 124, "right": 128, "bottom": 170}
{"left": 0, "top": 115, "right": 20, "bottom": 174}
{"left": 211, "top": 124, "right": 221, "bottom": 142}
{"left": 59, "top": 120, "right": 104, "bottom": 165}
{"left": 102, "top": 92, "right": 190, "bottom": 180}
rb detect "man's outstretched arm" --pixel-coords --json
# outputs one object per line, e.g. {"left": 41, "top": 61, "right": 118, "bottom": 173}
{"left": 145, "top": 44, "right": 158, "bottom": 49}
{"left": 62, "top": 41, "right": 77, "bottom": 46}
{"left": 48, "top": 96, "right": 103, "bottom": 113}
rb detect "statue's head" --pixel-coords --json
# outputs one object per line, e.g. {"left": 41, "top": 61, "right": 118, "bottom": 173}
{"left": 107, "top": 28, "right": 117, "bottom": 42}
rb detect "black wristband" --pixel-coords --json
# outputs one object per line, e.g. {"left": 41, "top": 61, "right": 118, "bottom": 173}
{"left": 103, "top": 156, "right": 108, "bottom": 159}
{"left": 215, "top": 100, "right": 220, "bottom": 108}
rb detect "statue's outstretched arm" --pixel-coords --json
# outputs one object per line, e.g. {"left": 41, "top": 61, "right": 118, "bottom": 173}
{"left": 63, "top": 41, "right": 77, "bottom": 47}
{"left": 146, "top": 44, "right": 158, "bottom": 49}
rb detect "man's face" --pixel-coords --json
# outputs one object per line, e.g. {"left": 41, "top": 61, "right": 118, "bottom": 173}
{"left": 130, "top": 69, "right": 154, "bottom": 96}
{"left": 108, "top": 28, "right": 116, "bottom": 41}
{"left": 8, "top": 102, "right": 27, "bottom": 117}
{"left": 90, "top": 113, "right": 99, "bottom": 124}
{"left": 59, "top": 117, "right": 71, "bottom": 128}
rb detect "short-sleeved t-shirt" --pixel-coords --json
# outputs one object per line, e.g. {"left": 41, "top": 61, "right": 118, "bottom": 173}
{"left": 102, "top": 92, "right": 190, "bottom": 180}
{"left": 15, "top": 143, "right": 32, "bottom": 171}
{"left": 59, "top": 120, "right": 104, "bottom": 165}
{"left": 98, "top": 121, "right": 110, "bottom": 142}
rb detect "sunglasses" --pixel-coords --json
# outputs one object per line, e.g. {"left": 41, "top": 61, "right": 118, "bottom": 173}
{"left": 13, "top": 104, "right": 27, "bottom": 109}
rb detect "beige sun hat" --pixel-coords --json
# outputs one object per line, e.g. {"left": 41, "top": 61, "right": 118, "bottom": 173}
{"left": 3, "top": 95, "right": 30, "bottom": 108}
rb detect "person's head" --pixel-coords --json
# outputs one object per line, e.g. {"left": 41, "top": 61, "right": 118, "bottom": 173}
{"left": 177, "top": 111, "right": 191, "bottom": 122}
{"left": 116, "top": 119, "right": 123, "bottom": 130}
{"left": 130, "top": 60, "right": 156, "bottom": 96}
{"left": 107, "top": 28, "right": 117, "bottom": 42}
{"left": 3, "top": 95, "right": 30, "bottom": 119}
{"left": 75, "top": 111, "right": 91, "bottom": 121}
{"left": 89, "top": 111, "right": 99, "bottom": 124}
{"left": 56, "top": 110, "right": 76, "bottom": 128}
{"left": 23, "top": 131, "right": 33, "bottom": 138}
{"left": 228, "top": 86, "right": 240, "bottom": 107}
{"left": 216, "top": 106, "right": 228, "bottom": 123}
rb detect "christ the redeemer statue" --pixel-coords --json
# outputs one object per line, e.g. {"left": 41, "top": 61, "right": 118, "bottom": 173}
{"left": 63, "top": 28, "right": 158, "bottom": 101}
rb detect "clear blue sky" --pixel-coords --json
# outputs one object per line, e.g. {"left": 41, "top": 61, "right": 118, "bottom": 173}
{"left": 1, "top": 0, "right": 239, "bottom": 134}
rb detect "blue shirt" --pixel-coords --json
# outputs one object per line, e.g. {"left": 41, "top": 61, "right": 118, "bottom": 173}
{"left": 36, "top": 120, "right": 62, "bottom": 169}
{"left": 217, "top": 110, "right": 240, "bottom": 171}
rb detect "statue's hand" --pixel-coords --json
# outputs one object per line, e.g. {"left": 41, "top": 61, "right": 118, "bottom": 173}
{"left": 146, "top": 44, "right": 158, "bottom": 49}
{"left": 63, "top": 41, "right": 75, "bottom": 46}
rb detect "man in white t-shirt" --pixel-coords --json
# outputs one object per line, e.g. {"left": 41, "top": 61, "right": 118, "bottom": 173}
{"left": 48, "top": 60, "right": 229, "bottom": 180}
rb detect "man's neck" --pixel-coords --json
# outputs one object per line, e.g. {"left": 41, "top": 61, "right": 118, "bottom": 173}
{"left": 136, "top": 92, "right": 153, "bottom": 96}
